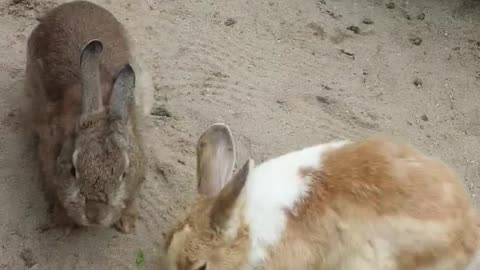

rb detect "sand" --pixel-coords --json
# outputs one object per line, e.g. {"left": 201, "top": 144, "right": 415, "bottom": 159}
{"left": 0, "top": 0, "right": 479, "bottom": 269}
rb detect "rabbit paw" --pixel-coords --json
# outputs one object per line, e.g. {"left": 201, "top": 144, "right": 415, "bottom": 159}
{"left": 114, "top": 212, "right": 137, "bottom": 234}
{"left": 114, "top": 200, "right": 138, "bottom": 234}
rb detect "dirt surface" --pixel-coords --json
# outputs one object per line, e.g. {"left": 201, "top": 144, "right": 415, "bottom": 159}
{"left": 0, "top": 0, "right": 480, "bottom": 269}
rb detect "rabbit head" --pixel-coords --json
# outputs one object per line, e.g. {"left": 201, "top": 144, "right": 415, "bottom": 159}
{"left": 164, "top": 124, "right": 253, "bottom": 270}
{"left": 56, "top": 39, "right": 136, "bottom": 227}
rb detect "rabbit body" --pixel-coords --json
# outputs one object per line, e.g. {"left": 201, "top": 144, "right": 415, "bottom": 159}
{"left": 164, "top": 124, "right": 480, "bottom": 270}
{"left": 26, "top": 0, "right": 146, "bottom": 233}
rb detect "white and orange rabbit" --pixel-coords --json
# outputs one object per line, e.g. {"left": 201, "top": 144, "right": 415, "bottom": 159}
{"left": 163, "top": 123, "right": 480, "bottom": 270}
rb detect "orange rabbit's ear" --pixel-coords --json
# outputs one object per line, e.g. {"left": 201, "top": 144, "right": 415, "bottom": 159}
{"left": 210, "top": 159, "right": 253, "bottom": 233}
{"left": 166, "top": 224, "right": 192, "bottom": 267}
{"left": 196, "top": 124, "right": 236, "bottom": 197}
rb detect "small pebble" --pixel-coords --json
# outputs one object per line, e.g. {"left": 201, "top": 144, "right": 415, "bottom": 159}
{"left": 410, "top": 37, "right": 423, "bottom": 45}
{"left": 212, "top": 71, "right": 229, "bottom": 78}
{"left": 386, "top": 2, "right": 395, "bottom": 9}
{"left": 340, "top": 49, "right": 355, "bottom": 58}
{"left": 316, "top": 96, "right": 333, "bottom": 105}
{"left": 413, "top": 78, "right": 423, "bottom": 88}
{"left": 322, "top": 84, "right": 332, "bottom": 90}
{"left": 362, "top": 18, "right": 374, "bottom": 24}
{"left": 421, "top": 114, "right": 429, "bottom": 121}
{"left": 224, "top": 18, "right": 237, "bottom": 26}
{"left": 151, "top": 106, "right": 172, "bottom": 117}
{"left": 347, "top": 25, "right": 360, "bottom": 34}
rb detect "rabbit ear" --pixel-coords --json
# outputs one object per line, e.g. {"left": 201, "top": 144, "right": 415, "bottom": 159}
{"left": 196, "top": 123, "right": 236, "bottom": 197}
{"left": 80, "top": 39, "right": 103, "bottom": 115}
{"left": 110, "top": 64, "right": 135, "bottom": 125}
{"left": 210, "top": 159, "right": 253, "bottom": 232}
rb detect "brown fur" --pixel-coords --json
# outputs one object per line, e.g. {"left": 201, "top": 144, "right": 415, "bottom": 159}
{"left": 28, "top": 1, "right": 129, "bottom": 102}
{"left": 26, "top": 1, "right": 146, "bottom": 233}
{"left": 164, "top": 129, "right": 480, "bottom": 270}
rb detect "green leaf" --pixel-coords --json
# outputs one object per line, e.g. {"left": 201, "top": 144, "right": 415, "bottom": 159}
{"left": 135, "top": 250, "right": 145, "bottom": 270}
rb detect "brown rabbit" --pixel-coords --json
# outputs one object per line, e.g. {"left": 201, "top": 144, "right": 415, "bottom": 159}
{"left": 163, "top": 123, "right": 480, "bottom": 270}
{"left": 25, "top": 1, "right": 148, "bottom": 233}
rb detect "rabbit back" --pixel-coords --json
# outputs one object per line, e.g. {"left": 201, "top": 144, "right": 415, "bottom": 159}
{"left": 27, "top": 0, "right": 130, "bottom": 102}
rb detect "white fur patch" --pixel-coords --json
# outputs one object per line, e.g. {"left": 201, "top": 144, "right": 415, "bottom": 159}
{"left": 467, "top": 249, "right": 480, "bottom": 270}
{"left": 72, "top": 149, "right": 79, "bottom": 171}
{"left": 244, "top": 140, "right": 350, "bottom": 266}
{"left": 111, "top": 182, "right": 127, "bottom": 209}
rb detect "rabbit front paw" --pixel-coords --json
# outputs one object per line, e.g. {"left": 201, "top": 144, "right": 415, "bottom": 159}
{"left": 114, "top": 202, "right": 138, "bottom": 234}
{"left": 114, "top": 212, "right": 137, "bottom": 234}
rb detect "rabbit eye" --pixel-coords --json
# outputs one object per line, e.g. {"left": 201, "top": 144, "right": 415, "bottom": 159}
{"left": 70, "top": 166, "right": 77, "bottom": 178}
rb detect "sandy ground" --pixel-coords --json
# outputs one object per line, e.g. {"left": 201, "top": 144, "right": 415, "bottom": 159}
{"left": 0, "top": 0, "right": 480, "bottom": 269}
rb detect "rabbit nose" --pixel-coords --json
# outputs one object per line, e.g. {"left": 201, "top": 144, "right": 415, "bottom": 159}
{"left": 85, "top": 201, "right": 109, "bottom": 225}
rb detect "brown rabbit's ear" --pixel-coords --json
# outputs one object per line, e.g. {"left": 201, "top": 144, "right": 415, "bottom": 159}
{"left": 196, "top": 123, "right": 236, "bottom": 197}
{"left": 80, "top": 39, "right": 103, "bottom": 115}
{"left": 210, "top": 159, "right": 253, "bottom": 233}
{"left": 110, "top": 64, "right": 135, "bottom": 125}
